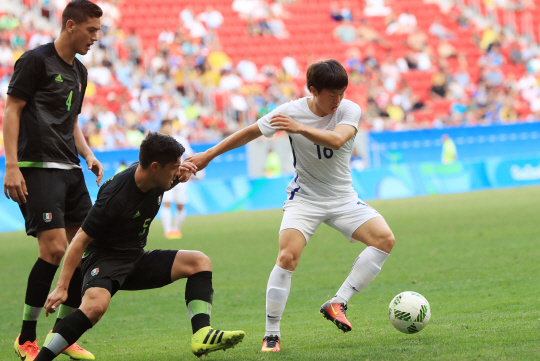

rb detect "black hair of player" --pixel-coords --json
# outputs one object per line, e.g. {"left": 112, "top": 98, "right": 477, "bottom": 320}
{"left": 306, "top": 59, "right": 348, "bottom": 93}
{"left": 139, "top": 132, "right": 185, "bottom": 169}
{"left": 61, "top": 0, "right": 103, "bottom": 31}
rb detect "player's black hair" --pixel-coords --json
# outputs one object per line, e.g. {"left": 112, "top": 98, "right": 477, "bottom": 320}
{"left": 139, "top": 132, "right": 185, "bottom": 169}
{"left": 61, "top": 0, "right": 103, "bottom": 30}
{"left": 306, "top": 59, "right": 348, "bottom": 93}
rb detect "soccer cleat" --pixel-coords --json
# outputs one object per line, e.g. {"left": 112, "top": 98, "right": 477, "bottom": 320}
{"left": 46, "top": 331, "right": 95, "bottom": 360}
{"left": 165, "top": 230, "right": 182, "bottom": 239}
{"left": 191, "top": 326, "right": 245, "bottom": 357}
{"left": 261, "top": 335, "right": 280, "bottom": 352}
{"left": 14, "top": 334, "right": 39, "bottom": 361}
{"left": 320, "top": 301, "right": 353, "bottom": 332}
{"left": 61, "top": 342, "right": 95, "bottom": 360}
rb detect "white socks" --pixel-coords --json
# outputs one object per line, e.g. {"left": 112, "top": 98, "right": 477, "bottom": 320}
{"left": 265, "top": 265, "right": 293, "bottom": 338}
{"left": 174, "top": 209, "right": 186, "bottom": 231}
{"left": 161, "top": 206, "right": 172, "bottom": 233}
{"left": 332, "top": 246, "right": 389, "bottom": 304}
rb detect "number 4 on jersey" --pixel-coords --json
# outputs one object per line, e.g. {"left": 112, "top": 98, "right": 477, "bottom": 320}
{"left": 66, "top": 90, "right": 73, "bottom": 111}
{"left": 315, "top": 144, "right": 333, "bottom": 159}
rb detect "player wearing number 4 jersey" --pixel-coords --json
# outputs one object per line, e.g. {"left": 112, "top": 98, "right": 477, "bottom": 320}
{"left": 187, "top": 59, "right": 395, "bottom": 352}
{"left": 4, "top": 1, "right": 104, "bottom": 360}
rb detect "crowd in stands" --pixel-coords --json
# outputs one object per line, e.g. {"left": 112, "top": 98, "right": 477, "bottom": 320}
{"left": 1, "top": 0, "right": 540, "bottom": 155}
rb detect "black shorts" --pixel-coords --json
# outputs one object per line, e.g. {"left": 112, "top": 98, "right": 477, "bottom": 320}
{"left": 80, "top": 248, "right": 178, "bottom": 297}
{"left": 19, "top": 168, "right": 92, "bottom": 237}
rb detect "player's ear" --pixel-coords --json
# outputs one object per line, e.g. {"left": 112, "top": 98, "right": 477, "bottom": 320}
{"left": 309, "top": 86, "right": 318, "bottom": 97}
{"left": 66, "top": 19, "right": 76, "bottom": 33}
{"left": 150, "top": 161, "right": 160, "bottom": 172}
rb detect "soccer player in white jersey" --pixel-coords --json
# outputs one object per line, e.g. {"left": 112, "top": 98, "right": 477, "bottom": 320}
{"left": 186, "top": 60, "right": 395, "bottom": 352}
{"left": 159, "top": 120, "right": 194, "bottom": 239}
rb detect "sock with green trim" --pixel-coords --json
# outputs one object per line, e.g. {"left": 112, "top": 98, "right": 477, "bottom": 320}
{"left": 36, "top": 309, "right": 93, "bottom": 361}
{"left": 54, "top": 268, "right": 82, "bottom": 328}
{"left": 185, "top": 271, "right": 213, "bottom": 333}
{"left": 21, "top": 258, "right": 58, "bottom": 344}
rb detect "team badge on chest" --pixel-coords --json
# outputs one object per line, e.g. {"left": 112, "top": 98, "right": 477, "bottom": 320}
{"left": 43, "top": 213, "right": 52, "bottom": 223}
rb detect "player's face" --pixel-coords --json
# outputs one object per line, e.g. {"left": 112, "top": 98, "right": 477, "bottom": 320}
{"left": 158, "top": 157, "right": 182, "bottom": 190}
{"left": 312, "top": 87, "right": 346, "bottom": 116}
{"left": 72, "top": 17, "right": 101, "bottom": 55}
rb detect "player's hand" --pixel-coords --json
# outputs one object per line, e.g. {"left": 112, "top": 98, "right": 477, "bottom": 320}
{"left": 3, "top": 165, "right": 28, "bottom": 204}
{"left": 86, "top": 155, "right": 104, "bottom": 186}
{"left": 44, "top": 287, "right": 68, "bottom": 317}
{"left": 178, "top": 161, "right": 197, "bottom": 183}
{"left": 185, "top": 152, "right": 211, "bottom": 172}
{"left": 270, "top": 113, "right": 303, "bottom": 133}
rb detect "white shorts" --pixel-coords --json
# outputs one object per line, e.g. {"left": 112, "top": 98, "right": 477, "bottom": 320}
{"left": 163, "top": 182, "right": 188, "bottom": 205}
{"left": 279, "top": 196, "right": 382, "bottom": 243}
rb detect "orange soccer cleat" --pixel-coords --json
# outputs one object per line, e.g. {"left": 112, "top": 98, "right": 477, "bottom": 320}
{"left": 320, "top": 301, "right": 353, "bottom": 332}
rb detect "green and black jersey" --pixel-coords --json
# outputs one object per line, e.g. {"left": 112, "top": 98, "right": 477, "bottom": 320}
{"left": 82, "top": 163, "right": 165, "bottom": 252}
{"left": 7, "top": 42, "right": 87, "bottom": 169}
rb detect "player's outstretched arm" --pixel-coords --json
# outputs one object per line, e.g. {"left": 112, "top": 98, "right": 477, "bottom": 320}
{"left": 270, "top": 113, "right": 356, "bottom": 150}
{"left": 186, "top": 123, "right": 263, "bottom": 171}
{"left": 74, "top": 119, "right": 104, "bottom": 186}
{"left": 3, "top": 95, "right": 28, "bottom": 204}
{"left": 45, "top": 228, "right": 94, "bottom": 316}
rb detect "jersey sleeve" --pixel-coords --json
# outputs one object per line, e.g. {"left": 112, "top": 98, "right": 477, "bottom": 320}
{"left": 337, "top": 101, "right": 362, "bottom": 131}
{"left": 7, "top": 51, "right": 45, "bottom": 103}
{"left": 256, "top": 102, "right": 290, "bottom": 138}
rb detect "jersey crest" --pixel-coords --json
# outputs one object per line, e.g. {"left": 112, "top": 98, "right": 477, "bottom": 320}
{"left": 43, "top": 213, "right": 52, "bottom": 222}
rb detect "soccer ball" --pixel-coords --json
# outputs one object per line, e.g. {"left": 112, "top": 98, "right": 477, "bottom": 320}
{"left": 388, "top": 291, "right": 431, "bottom": 334}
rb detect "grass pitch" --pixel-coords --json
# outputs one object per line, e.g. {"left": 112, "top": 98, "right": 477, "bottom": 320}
{"left": 1, "top": 186, "right": 539, "bottom": 360}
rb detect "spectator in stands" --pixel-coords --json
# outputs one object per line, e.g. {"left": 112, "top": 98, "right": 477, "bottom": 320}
{"left": 237, "top": 55, "right": 258, "bottom": 82}
{"left": 431, "top": 66, "right": 449, "bottom": 98}
{"left": 198, "top": 6, "right": 224, "bottom": 29}
{"left": 180, "top": 5, "right": 195, "bottom": 25}
{"left": 0, "top": 13, "right": 20, "bottom": 31}
{"left": 10, "top": 27, "right": 26, "bottom": 50}
{"left": 330, "top": 1, "right": 343, "bottom": 21}
{"left": 125, "top": 29, "right": 142, "bottom": 65}
{"left": 357, "top": 18, "right": 387, "bottom": 47}
{"left": 429, "top": 18, "right": 455, "bottom": 40}
{"left": 219, "top": 67, "right": 243, "bottom": 91}
{"left": 334, "top": 19, "right": 357, "bottom": 43}
{"left": 281, "top": 54, "right": 300, "bottom": 77}
{"left": 483, "top": 64, "right": 504, "bottom": 87}
{"left": 158, "top": 27, "right": 175, "bottom": 44}
{"left": 437, "top": 40, "right": 457, "bottom": 59}
{"left": 407, "top": 28, "right": 428, "bottom": 51}
{"left": 0, "top": 39, "right": 14, "bottom": 67}
{"left": 397, "top": 8, "right": 417, "bottom": 34}
{"left": 28, "top": 28, "right": 53, "bottom": 50}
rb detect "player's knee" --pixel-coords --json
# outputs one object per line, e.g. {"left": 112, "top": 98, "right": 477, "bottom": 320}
{"left": 375, "top": 231, "right": 395, "bottom": 254}
{"left": 82, "top": 302, "right": 108, "bottom": 324}
{"left": 180, "top": 251, "right": 211, "bottom": 275}
{"left": 277, "top": 249, "right": 299, "bottom": 271}
{"left": 41, "top": 244, "right": 66, "bottom": 265}
{"left": 193, "top": 251, "right": 212, "bottom": 272}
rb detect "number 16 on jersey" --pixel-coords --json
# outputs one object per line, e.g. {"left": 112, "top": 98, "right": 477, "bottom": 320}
{"left": 315, "top": 144, "right": 333, "bottom": 159}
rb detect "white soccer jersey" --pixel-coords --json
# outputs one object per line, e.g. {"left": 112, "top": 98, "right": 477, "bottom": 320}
{"left": 257, "top": 97, "right": 361, "bottom": 201}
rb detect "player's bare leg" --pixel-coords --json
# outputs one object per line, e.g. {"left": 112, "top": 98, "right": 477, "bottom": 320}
{"left": 263, "top": 229, "right": 306, "bottom": 352}
{"left": 321, "top": 217, "right": 395, "bottom": 332}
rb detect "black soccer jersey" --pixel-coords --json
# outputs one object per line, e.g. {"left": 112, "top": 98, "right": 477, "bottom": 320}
{"left": 7, "top": 42, "right": 87, "bottom": 167}
{"left": 82, "top": 163, "right": 165, "bottom": 252}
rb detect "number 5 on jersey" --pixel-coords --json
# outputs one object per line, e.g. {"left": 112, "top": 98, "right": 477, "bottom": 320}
{"left": 315, "top": 144, "right": 333, "bottom": 159}
{"left": 139, "top": 218, "right": 152, "bottom": 236}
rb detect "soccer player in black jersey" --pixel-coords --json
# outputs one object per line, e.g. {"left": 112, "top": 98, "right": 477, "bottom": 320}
{"left": 4, "top": 1, "right": 103, "bottom": 360}
{"left": 34, "top": 133, "right": 245, "bottom": 360}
